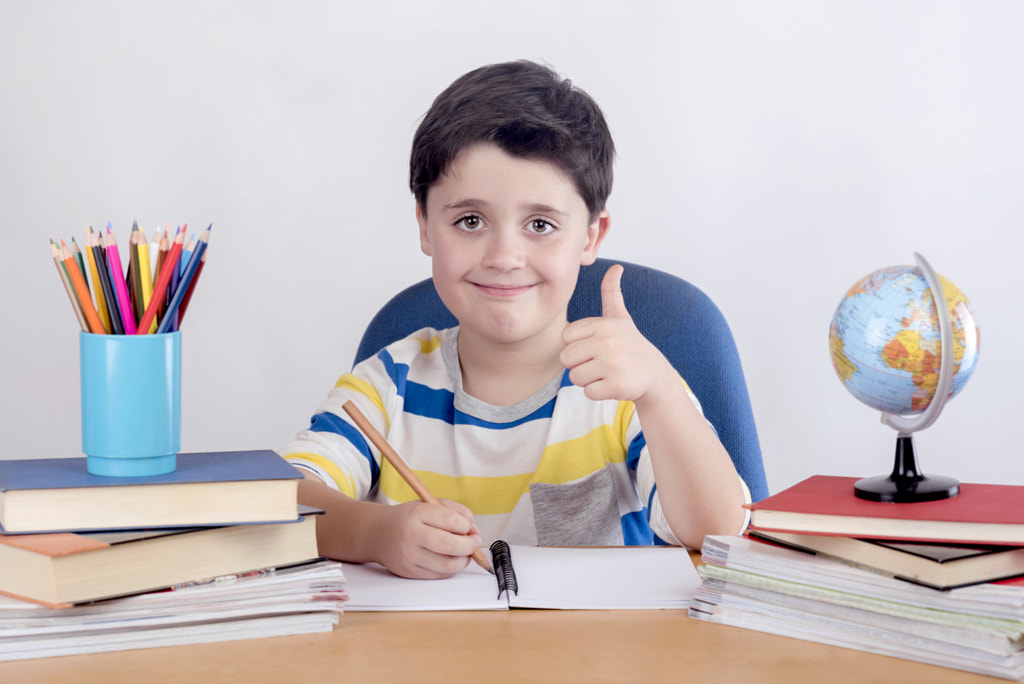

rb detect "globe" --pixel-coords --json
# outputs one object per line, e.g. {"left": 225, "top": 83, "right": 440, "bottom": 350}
{"left": 828, "top": 254, "right": 981, "bottom": 502}
{"left": 829, "top": 264, "right": 980, "bottom": 417}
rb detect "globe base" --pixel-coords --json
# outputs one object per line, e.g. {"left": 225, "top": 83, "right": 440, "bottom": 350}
{"left": 854, "top": 435, "right": 960, "bottom": 503}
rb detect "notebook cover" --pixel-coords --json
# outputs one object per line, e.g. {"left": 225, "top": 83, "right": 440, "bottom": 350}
{"left": 0, "top": 506, "right": 323, "bottom": 557}
{"left": 0, "top": 450, "right": 301, "bottom": 492}
{"left": 748, "top": 475, "right": 1024, "bottom": 526}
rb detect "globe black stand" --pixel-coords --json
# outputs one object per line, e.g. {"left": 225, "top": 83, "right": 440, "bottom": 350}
{"left": 854, "top": 435, "right": 960, "bottom": 503}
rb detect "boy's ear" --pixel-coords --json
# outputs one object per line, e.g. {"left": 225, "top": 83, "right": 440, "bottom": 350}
{"left": 580, "top": 210, "right": 611, "bottom": 266}
{"left": 416, "top": 203, "right": 432, "bottom": 256}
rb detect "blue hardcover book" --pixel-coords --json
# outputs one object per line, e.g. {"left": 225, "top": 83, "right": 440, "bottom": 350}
{"left": 0, "top": 450, "right": 303, "bottom": 534}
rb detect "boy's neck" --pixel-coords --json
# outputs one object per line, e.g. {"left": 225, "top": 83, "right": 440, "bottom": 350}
{"left": 456, "top": 327, "right": 566, "bottom": 407}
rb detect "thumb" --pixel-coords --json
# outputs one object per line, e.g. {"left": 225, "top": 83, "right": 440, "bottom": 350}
{"left": 600, "top": 264, "right": 629, "bottom": 318}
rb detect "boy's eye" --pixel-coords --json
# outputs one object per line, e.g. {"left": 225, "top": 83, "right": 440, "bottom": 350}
{"left": 528, "top": 219, "right": 555, "bottom": 235}
{"left": 456, "top": 215, "right": 482, "bottom": 231}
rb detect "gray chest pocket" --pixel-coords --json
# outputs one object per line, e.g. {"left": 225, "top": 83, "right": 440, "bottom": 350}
{"left": 530, "top": 465, "right": 625, "bottom": 546}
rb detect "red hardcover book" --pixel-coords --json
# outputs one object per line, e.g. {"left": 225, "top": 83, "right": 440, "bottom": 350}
{"left": 747, "top": 475, "right": 1024, "bottom": 545}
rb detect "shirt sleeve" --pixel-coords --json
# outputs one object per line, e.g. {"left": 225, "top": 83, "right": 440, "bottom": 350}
{"left": 278, "top": 354, "right": 396, "bottom": 499}
{"left": 633, "top": 379, "right": 751, "bottom": 547}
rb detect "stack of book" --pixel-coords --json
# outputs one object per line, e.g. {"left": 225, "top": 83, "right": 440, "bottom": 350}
{"left": 690, "top": 475, "right": 1024, "bottom": 681}
{"left": 0, "top": 449, "right": 346, "bottom": 661}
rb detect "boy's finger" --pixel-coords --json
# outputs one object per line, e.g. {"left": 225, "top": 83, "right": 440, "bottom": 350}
{"left": 601, "top": 264, "right": 629, "bottom": 319}
{"left": 438, "top": 497, "right": 477, "bottom": 524}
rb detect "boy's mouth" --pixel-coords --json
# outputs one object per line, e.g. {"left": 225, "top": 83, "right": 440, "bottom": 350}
{"left": 472, "top": 282, "right": 535, "bottom": 297}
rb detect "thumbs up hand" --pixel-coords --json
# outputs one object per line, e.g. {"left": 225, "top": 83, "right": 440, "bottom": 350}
{"left": 560, "top": 264, "right": 676, "bottom": 403}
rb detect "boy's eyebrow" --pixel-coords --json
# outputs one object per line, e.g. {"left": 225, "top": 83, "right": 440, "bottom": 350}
{"left": 443, "top": 198, "right": 570, "bottom": 218}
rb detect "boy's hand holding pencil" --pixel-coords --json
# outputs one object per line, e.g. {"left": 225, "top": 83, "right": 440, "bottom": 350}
{"left": 342, "top": 400, "right": 493, "bottom": 578}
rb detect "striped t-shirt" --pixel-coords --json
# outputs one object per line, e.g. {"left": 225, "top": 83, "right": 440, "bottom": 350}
{"left": 281, "top": 326, "right": 713, "bottom": 547}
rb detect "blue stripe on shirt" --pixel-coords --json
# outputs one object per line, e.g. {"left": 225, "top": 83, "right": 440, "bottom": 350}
{"left": 625, "top": 433, "right": 646, "bottom": 472}
{"left": 377, "top": 349, "right": 410, "bottom": 399}
{"left": 308, "top": 411, "right": 380, "bottom": 487}
{"left": 621, "top": 510, "right": 655, "bottom": 545}
{"left": 403, "top": 382, "right": 456, "bottom": 423}
{"left": 402, "top": 381, "right": 556, "bottom": 430}
{"left": 455, "top": 398, "right": 557, "bottom": 429}
{"left": 639, "top": 486, "right": 674, "bottom": 546}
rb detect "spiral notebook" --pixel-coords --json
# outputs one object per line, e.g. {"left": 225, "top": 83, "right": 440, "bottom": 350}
{"left": 340, "top": 542, "right": 699, "bottom": 611}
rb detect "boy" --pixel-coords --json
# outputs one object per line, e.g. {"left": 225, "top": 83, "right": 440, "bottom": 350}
{"left": 281, "top": 60, "right": 747, "bottom": 580}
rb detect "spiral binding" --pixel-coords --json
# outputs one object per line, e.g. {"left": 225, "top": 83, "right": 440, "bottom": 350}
{"left": 490, "top": 539, "right": 518, "bottom": 599}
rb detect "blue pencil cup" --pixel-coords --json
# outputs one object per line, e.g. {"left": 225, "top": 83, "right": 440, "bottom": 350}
{"left": 80, "top": 331, "right": 182, "bottom": 477}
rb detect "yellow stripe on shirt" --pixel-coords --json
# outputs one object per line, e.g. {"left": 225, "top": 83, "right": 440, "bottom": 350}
{"left": 419, "top": 334, "right": 443, "bottom": 354}
{"left": 378, "top": 405, "right": 633, "bottom": 516}
{"left": 335, "top": 374, "right": 389, "bottom": 429}
{"left": 534, "top": 422, "right": 629, "bottom": 486}
{"left": 285, "top": 452, "right": 357, "bottom": 498}
{"left": 379, "top": 463, "right": 533, "bottom": 516}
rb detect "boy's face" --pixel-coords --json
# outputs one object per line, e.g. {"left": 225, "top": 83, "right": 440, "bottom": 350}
{"left": 418, "top": 142, "right": 609, "bottom": 350}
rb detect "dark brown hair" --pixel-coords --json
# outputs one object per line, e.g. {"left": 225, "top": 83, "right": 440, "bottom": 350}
{"left": 410, "top": 60, "right": 615, "bottom": 221}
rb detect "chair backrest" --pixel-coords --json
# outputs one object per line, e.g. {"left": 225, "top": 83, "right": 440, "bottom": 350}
{"left": 354, "top": 257, "right": 768, "bottom": 501}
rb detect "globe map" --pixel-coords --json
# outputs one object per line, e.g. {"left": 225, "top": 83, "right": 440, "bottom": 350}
{"left": 829, "top": 265, "right": 980, "bottom": 416}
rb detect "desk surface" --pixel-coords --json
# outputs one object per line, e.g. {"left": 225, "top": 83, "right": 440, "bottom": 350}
{"left": 0, "top": 608, "right": 997, "bottom": 683}
{"left": 0, "top": 554, "right": 999, "bottom": 683}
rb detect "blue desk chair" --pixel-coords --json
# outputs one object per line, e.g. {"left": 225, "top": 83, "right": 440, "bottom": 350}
{"left": 354, "top": 257, "right": 769, "bottom": 502}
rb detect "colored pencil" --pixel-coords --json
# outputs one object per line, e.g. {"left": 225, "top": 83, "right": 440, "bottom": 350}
{"left": 105, "top": 226, "right": 137, "bottom": 335}
{"left": 60, "top": 240, "right": 106, "bottom": 334}
{"left": 51, "top": 240, "right": 89, "bottom": 332}
{"left": 180, "top": 233, "right": 195, "bottom": 277}
{"left": 157, "top": 226, "right": 211, "bottom": 334}
{"left": 53, "top": 222, "right": 211, "bottom": 334}
{"left": 92, "top": 230, "right": 124, "bottom": 335}
{"left": 150, "top": 224, "right": 166, "bottom": 288}
{"left": 176, "top": 246, "right": 206, "bottom": 325}
{"left": 84, "top": 228, "right": 112, "bottom": 333}
{"left": 155, "top": 227, "right": 174, "bottom": 322}
{"left": 137, "top": 227, "right": 185, "bottom": 334}
{"left": 128, "top": 224, "right": 144, "bottom": 324}
{"left": 69, "top": 237, "right": 88, "bottom": 288}
{"left": 138, "top": 226, "right": 156, "bottom": 333}
{"left": 148, "top": 225, "right": 163, "bottom": 283}
{"left": 165, "top": 231, "right": 182, "bottom": 333}
{"left": 341, "top": 400, "right": 493, "bottom": 575}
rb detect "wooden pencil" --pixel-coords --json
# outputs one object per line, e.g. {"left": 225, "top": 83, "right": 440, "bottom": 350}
{"left": 60, "top": 240, "right": 105, "bottom": 334}
{"left": 84, "top": 228, "right": 112, "bottom": 333}
{"left": 51, "top": 240, "right": 89, "bottom": 332}
{"left": 152, "top": 225, "right": 168, "bottom": 292}
{"left": 137, "top": 227, "right": 184, "bottom": 334}
{"left": 180, "top": 233, "right": 195, "bottom": 277}
{"left": 128, "top": 224, "right": 144, "bottom": 324}
{"left": 341, "top": 400, "right": 493, "bottom": 575}
{"left": 69, "top": 237, "right": 87, "bottom": 288}
{"left": 176, "top": 246, "right": 206, "bottom": 325}
{"left": 153, "top": 226, "right": 170, "bottom": 322}
{"left": 138, "top": 226, "right": 155, "bottom": 333}
{"left": 105, "top": 226, "right": 137, "bottom": 334}
{"left": 165, "top": 231, "right": 182, "bottom": 333}
{"left": 157, "top": 226, "right": 210, "bottom": 334}
{"left": 92, "top": 229, "right": 124, "bottom": 335}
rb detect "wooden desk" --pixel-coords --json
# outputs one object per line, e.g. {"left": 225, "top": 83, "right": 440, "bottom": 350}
{"left": 0, "top": 608, "right": 998, "bottom": 682}
{"left": 0, "top": 555, "right": 999, "bottom": 683}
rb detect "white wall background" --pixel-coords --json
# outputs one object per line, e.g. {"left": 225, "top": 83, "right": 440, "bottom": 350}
{"left": 1, "top": 1, "right": 1020, "bottom": 495}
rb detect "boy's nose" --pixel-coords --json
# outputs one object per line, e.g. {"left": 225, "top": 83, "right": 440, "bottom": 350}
{"left": 481, "top": 228, "right": 525, "bottom": 271}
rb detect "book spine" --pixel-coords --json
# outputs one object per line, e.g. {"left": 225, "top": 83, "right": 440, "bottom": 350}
{"left": 490, "top": 540, "right": 518, "bottom": 600}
